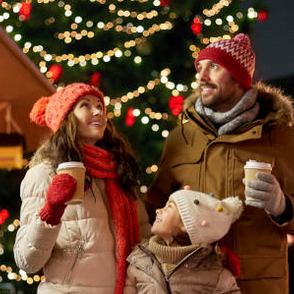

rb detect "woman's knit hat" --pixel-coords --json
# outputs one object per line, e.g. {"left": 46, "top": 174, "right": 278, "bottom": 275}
{"left": 170, "top": 190, "right": 243, "bottom": 245}
{"left": 30, "top": 83, "right": 105, "bottom": 133}
{"left": 195, "top": 33, "right": 255, "bottom": 90}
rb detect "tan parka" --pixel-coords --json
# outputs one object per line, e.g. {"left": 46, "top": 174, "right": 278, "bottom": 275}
{"left": 146, "top": 82, "right": 294, "bottom": 294}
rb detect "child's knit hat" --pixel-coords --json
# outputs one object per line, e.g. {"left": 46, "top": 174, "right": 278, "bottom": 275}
{"left": 195, "top": 33, "right": 255, "bottom": 90}
{"left": 29, "top": 83, "right": 105, "bottom": 133}
{"left": 170, "top": 190, "right": 243, "bottom": 245}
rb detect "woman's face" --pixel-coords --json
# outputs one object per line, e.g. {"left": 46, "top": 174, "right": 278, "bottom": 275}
{"left": 151, "top": 199, "right": 186, "bottom": 245}
{"left": 73, "top": 94, "right": 107, "bottom": 145}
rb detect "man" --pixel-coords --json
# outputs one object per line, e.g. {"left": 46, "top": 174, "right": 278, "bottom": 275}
{"left": 145, "top": 33, "right": 294, "bottom": 294}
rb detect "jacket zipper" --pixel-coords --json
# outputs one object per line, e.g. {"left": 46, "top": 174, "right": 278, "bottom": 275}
{"left": 164, "top": 275, "right": 172, "bottom": 294}
{"left": 65, "top": 242, "right": 84, "bottom": 284}
{"left": 138, "top": 245, "right": 203, "bottom": 294}
{"left": 138, "top": 245, "right": 171, "bottom": 293}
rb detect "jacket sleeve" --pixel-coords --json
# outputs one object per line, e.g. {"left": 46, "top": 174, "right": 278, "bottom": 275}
{"left": 123, "top": 264, "right": 138, "bottom": 294}
{"left": 269, "top": 125, "right": 294, "bottom": 233}
{"left": 13, "top": 164, "right": 61, "bottom": 273}
{"left": 213, "top": 268, "right": 241, "bottom": 294}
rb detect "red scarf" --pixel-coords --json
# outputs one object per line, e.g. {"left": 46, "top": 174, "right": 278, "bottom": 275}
{"left": 83, "top": 143, "right": 140, "bottom": 294}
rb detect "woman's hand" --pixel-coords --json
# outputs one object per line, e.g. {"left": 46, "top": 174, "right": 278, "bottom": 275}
{"left": 39, "top": 173, "right": 77, "bottom": 225}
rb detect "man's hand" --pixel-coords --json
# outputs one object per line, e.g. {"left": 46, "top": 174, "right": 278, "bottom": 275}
{"left": 244, "top": 172, "right": 286, "bottom": 217}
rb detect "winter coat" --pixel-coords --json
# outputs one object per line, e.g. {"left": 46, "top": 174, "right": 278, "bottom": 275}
{"left": 124, "top": 242, "right": 240, "bottom": 294}
{"left": 146, "top": 82, "right": 294, "bottom": 294}
{"left": 14, "top": 162, "right": 150, "bottom": 294}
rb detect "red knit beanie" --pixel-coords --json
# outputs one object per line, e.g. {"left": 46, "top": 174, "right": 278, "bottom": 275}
{"left": 195, "top": 34, "right": 255, "bottom": 90}
{"left": 30, "top": 83, "right": 105, "bottom": 133}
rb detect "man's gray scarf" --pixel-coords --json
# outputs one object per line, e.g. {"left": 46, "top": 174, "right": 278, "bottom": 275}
{"left": 195, "top": 88, "right": 259, "bottom": 135}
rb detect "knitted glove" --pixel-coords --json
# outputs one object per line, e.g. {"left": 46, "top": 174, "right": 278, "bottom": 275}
{"left": 244, "top": 172, "right": 286, "bottom": 217}
{"left": 39, "top": 173, "right": 77, "bottom": 225}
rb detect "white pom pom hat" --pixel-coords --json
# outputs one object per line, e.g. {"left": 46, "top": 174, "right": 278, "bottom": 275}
{"left": 170, "top": 190, "right": 243, "bottom": 245}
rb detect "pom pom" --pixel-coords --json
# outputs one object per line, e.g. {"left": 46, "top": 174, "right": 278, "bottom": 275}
{"left": 234, "top": 33, "right": 251, "bottom": 47}
{"left": 29, "top": 96, "right": 50, "bottom": 126}
{"left": 222, "top": 196, "right": 243, "bottom": 223}
{"left": 200, "top": 220, "right": 207, "bottom": 227}
{"left": 194, "top": 199, "right": 200, "bottom": 205}
{"left": 217, "top": 205, "right": 223, "bottom": 212}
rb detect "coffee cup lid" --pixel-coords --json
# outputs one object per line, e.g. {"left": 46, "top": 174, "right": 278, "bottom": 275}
{"left": 244, "top": 160, "right": 272, "bottom": 170}
{"left": 57, "top": 161, "right": 86, "bottom": 171}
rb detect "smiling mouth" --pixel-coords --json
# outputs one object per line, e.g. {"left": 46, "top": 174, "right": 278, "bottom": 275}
{"left": 89, "top": 122, "right": 102, "bottom": 126}
{"left": 201, "top": 84, "right": 216, "bottom": 90}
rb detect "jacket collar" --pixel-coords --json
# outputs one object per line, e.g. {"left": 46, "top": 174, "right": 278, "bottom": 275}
{"left": 183, "top": 82, "right": 294, "bottom": 127}
{"left": 128, "top": 241, "right": 214, "bottom": 270}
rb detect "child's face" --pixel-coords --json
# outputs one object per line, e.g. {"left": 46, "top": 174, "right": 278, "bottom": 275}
{"left": 151, "top": 199, "right": 186, "bottom": 245}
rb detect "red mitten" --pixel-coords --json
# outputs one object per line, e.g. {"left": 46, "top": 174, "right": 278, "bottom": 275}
{"left": 39, "top": 173, "right": 77, "bottom": 225}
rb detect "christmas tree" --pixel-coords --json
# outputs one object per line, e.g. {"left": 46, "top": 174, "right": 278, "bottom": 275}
{"left": 0, "top": 0, "right": 267, "bottom": 185}
{"left": 0, "top": 0, "right": 266, "bottom": 292}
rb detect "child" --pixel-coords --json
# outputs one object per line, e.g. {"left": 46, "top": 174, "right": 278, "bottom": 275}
{"left": 13, "top": 83, "right": 150, "bottom": 294}
{"left": 124, "top": 189, "right": 243, "bottom": 294}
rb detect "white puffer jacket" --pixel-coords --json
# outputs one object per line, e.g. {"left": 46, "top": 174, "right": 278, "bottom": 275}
{"left": 14, "top": 162, "right": 150, "bottom": 294}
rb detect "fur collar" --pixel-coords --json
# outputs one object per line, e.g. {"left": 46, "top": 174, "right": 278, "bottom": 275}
{"left": 183, "top": 82, "right": 294, "bottom": 126}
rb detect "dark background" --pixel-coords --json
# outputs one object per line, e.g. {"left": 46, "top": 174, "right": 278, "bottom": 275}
{"left": 243, "top": 0, "right": 294, "bottom": 96}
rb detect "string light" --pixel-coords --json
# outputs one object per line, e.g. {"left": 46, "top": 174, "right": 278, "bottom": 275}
{"left": 203, "top": 0, "right": 232, "bottom": 17}
{"left": 34, "top": 0, "right": 150, "bottom": 4}
{"left": 247, "top": 7, "right": 258, "bottom": 19}
{"left": 0, "top": 0, "right": 174, "bottom": 79}
{"left": 18, "top": 20, "right": 172, "bottom": 77}
{"left": 110, "top": 7, "right": 160, "bottom": 20}
{"left": 56, "top": 20, "right": 173, "bottom": 43}
{"left": 105, "top": 67, "right": 188, "bottom": 115}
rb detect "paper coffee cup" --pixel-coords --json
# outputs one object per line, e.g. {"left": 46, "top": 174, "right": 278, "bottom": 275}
{"left": 57, "top": 161, "right": 86, "bottom": 205}
{"left": 244, "top": 160, "right": 272, "bottom": 200}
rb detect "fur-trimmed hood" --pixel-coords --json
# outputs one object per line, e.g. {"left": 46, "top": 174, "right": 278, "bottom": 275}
{"left": 183, "top": 82, "right": 294, "bottom": 126}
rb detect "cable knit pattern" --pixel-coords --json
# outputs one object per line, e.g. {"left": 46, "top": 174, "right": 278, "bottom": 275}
{"left": 39, "top": 173, "right": 77, "bottom": 225}
{"left": 148, "top": 236, "right": 200, "bottom": 275}
{"left": 30, "top": 83, "right": 105, "bottom": 133}
{"left": 83, "top": 143, "right": 139, "bottom": 294}
{"left": 195, "top": 33, "right": 255, "bottom": 90}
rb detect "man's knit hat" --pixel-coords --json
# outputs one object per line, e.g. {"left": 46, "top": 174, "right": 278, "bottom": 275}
{"left": 195, "top": 33, "right": 255, "bottom": 90}
{"left": 170, "top": 190, "right": 243, "bottom": 245}
{"left": 30, "top": 83, "right": 105, "bottom": 133}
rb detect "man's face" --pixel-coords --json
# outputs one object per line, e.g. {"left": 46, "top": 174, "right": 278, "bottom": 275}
{"left": 197, "top": 59, "right": 244, "bottom": 112}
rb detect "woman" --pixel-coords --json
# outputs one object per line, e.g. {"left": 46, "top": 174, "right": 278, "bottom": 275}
{"left": 13, "top": 83, "right": 150, "bottom": 294}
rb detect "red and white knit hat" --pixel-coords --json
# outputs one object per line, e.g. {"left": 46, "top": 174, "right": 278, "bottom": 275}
{"left": 195, "top": 34, "right": 255, "bottom": 90}
{"left": 30, "top": 83, "right": 105, "bottom": 133}
{"left": 170, "top": 190, "right": 243, "bottom": 245}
